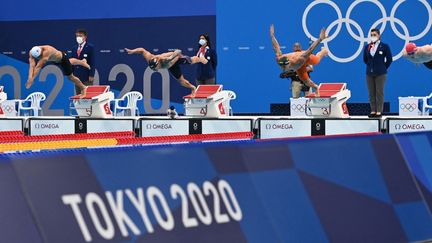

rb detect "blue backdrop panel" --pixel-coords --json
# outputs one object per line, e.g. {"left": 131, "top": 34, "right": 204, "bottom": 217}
{"left": 1, "top": 132, "right": 432, "bottom": 242}
{"left": 0, "top": 0, "right": 216, "bottom": 21}
{"left": 217, "top": 0, "right": 432, "bottom": 112}
{"left": 0, "top": 16, "right": 215, "bottom": 114}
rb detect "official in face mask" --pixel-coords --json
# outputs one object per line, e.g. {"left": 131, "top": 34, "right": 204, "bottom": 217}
{"left": 71, "top": 28, "right": 95, "bottom": 95}
{"left": 363, "top": 28, "right": 393, "bottom": 118}
{"left": 195, "top": 34, "right": 217, "bottom": 85}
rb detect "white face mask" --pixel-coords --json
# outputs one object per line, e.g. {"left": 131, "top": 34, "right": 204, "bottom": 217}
{"left": 370, "top": 36, "right": 378, "bottom": 43}
{"left": 76, "top": 36, "right": 84, "bottom": 45}
{"left": 199, "top": 39, "right": 207, "bottom": 46}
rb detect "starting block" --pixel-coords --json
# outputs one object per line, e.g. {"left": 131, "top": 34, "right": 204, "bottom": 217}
{"left": 305, "top": 83, "right": 351, "bottom": 118}
{"left": 69, "top": 86, "right": 114, "bottom": 118}
{"left": 183, "top": 85, "right": 236, "bottom": 118}
{"left": 0, "top": 86, "right": 7, "bottom": 117}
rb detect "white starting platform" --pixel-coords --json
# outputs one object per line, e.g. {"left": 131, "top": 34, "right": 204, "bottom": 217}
{"left": 0, "top": 117, "right": 137, "bottom": 136}
{"left": 27, "top": 117, "right": 136, "bottom": 136}
{"left": 0, "top": 115, "right": 431, "bottom": 138}
{"left": 0, "top": 81, "right": 431, "bottom": 139}
{"left": 0, "top": 86, "right": 7, "bottom": 118}
{"left": 70, "top": 86, "right": 114, "bottom": 118}
{"left": 305, "top": 83, "right": 351, "bottom": 118}
{"left": 183, "top": 85, "right": 236, "bottom": 118}
{"left": 0, "top": 118, "right": 24, "bottom": 133}
{"left": 385, "top": 93, "right": 432, "bottom": 134}
{"left": 384, "top": 116, "right": 432, "bottom": 134}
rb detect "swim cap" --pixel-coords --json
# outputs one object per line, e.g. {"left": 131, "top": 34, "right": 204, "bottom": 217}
{"left": 30, "top": 46, "right": 42, "bottom": 58}
{"left": 148, "top": 58, "right": 159, "bottom": 70}
{"left": 405, "top": 43, "right": 417, "bottom": 54}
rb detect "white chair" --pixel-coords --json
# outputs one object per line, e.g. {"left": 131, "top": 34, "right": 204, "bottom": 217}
{"left": 113, "top": 91, "right": 143, "bottom": 116}
{"left": 420, "top": 92, "right": 432, "bottom": 115}
{"left": 224, "top": 91, "right": 236, "bottom": 116}
{"left": 18, "top": 92, "right": 46, "bottom": 116}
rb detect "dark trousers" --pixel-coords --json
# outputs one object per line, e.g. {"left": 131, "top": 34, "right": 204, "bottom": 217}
{"left": 366, "top": 74, "right": 386, "bottom": 113}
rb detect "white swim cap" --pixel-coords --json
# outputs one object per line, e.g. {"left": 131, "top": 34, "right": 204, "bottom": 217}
{"left": 30, "top": 46, "right": 41, "bottom": 58}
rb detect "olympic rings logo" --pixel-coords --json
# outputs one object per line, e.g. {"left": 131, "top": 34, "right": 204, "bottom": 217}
{"left": 399, "top": 103, "right": 417, "bottom": 112}
{"left": 291, "top": 104, "right": 306, "bottom": 112}
{"left": 302, "top": 0, "right": 432, "bottom": 63}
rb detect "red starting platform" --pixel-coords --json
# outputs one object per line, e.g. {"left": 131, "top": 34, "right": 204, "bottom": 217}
{"left": 183, "top": 85, "right": 236, "bottom": 118}
{"left": 305, "top": 83, "right": 351, "bottom": 118}
{"left": 70, "top": 86, "right": 114, "bottom": 118}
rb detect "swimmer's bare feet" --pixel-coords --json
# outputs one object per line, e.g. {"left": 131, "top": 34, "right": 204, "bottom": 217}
{"left": 321, "top": 47, "right": 329, "bottom": 56}
{"left": 79, "top": 86, "right": 88, "bottom": 98}
{"left": 82, "top": 59, "right": 90, "bottom": 69}
{"left": 199, "top": 55, "right": 208, "bottom": 64}
{"left": 319, "top": 28, "right": 327, "bottom": 40}
{"left": 191, "top": 86, "right": 197, "bottom": 98}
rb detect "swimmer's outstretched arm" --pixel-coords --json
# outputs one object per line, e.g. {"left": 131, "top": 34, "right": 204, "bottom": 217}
{"left": 404, "top": 44, "right": 432, "bottom": 63}
{"left": 28, "top": 56, "right": 36, "bottom": 81}
{"left": 125, "top": 47, "right": 153, "bottom": 61}
{"left": 302, "top": 28, "right": 327, "bottom": 58}
{"left": 270, "top": 24, "right": 282, "bottom": 57}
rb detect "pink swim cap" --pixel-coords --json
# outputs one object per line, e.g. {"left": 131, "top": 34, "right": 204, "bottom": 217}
{"left": 405, "top": 43, "right": 417, "bottom": 54}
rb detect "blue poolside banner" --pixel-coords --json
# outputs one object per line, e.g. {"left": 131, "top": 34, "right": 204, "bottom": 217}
{"left": 0, "top": 162, "right": 43, "bottom": 242}
{"left": 396, "top": 132, "right": 432, "bottom": 213}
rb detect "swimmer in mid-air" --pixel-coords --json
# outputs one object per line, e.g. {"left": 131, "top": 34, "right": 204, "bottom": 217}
{"left": 270, "top": 24, "right": 328, "bottom": 96}
{"left": 403, "top": 43, "right": 432, "bottom": 70}
{"left": 26, "top": 45, "right": 90, "bottom": 96}
{"left": 125, "top": 47, "right": 208, "bottom": 95}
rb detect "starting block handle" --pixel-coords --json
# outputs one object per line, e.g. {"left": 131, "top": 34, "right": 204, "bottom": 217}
{"left": 305, "top": 99, "right": 332, "bottom": 117}
{"left": 227, "top": 91, "right": 236, "bottom": 100}
{"left": 184, "top": 105, "right": 208, "bottom": 116}
{"left": 69, "top": 100, "right": 93, "bottom": 117}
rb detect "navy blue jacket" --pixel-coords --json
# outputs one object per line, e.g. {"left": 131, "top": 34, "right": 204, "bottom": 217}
{"left": 196, "top": 47, "right": 217, "bottom": 80}
{"left": 363, "top": 41, "right": 392, "bottom": 76}
{"left": 70, "top": 42, "right": 95, "bottom": 82}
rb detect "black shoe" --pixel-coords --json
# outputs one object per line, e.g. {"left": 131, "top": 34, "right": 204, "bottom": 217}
{"left": 368, "top": 113, "right": 376, "bottom": 118}
{"left": 375, "top": 113, "right": 382, "bottom": 118}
